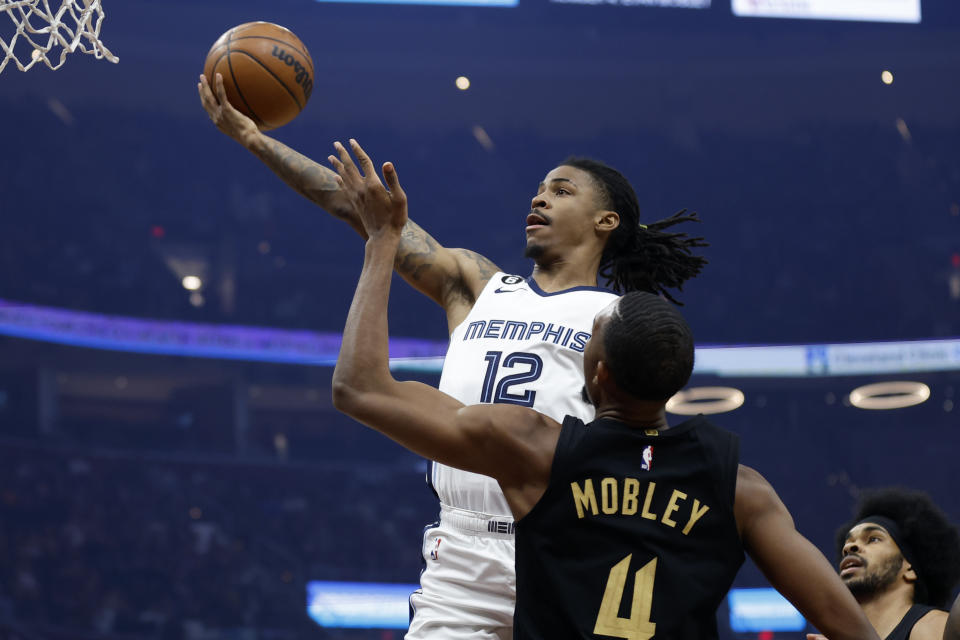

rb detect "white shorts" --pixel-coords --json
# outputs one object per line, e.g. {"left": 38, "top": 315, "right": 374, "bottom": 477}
{"left": 406, "top": 504, "right": 516, "bottom": 640}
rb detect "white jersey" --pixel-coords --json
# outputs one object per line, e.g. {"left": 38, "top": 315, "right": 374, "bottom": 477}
{"left": 432, "top": 272, "right": 619, "bottom": 517}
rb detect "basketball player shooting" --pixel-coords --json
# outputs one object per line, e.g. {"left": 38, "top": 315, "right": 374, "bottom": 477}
{"left": 329, "top": 159, "right": 880, "bottom": 640}
{"left": 199, "top": 73, "right": 707, "bottom": 638}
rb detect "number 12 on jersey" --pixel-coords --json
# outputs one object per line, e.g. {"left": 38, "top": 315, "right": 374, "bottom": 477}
{"left": 480, "top": 351, "right": 543, "bottom": 407}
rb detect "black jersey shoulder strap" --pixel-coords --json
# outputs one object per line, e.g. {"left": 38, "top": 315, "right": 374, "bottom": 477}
{"left": 885, "top": 604, "right": 937, "bottom": 640}
{"left": 687, "top": 416, "right": 741, "bottom": 509}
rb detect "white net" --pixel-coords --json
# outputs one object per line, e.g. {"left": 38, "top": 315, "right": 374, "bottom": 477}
{"left": 0, "top": 0, "right": 117, "bottom": 73}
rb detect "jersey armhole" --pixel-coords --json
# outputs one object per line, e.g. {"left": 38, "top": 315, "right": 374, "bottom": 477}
{"left": 695, "top": 421, "right": 741, "bottom": 518}
{"left": 445, "top": 271, "right": 508, "bottom": 336}
{"left": 516, "top": 415, "right": 583, "bottom": 525}
{"left": 549, "top": 415, "right": 582, "bottom": 475}
{"left": 723, "top": 433, "right": 741, "bottom": 510}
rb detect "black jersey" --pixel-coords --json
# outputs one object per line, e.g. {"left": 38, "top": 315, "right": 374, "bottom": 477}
{"left": 885, "top": 605, "right": 937, "bottom": 640}
{"left": 514, "top": 415, "right": 744, "bottom": 640}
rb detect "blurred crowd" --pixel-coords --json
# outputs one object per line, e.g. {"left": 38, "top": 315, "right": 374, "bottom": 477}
{"left": 0, "top": 441, "right": 431, "bottom": 640}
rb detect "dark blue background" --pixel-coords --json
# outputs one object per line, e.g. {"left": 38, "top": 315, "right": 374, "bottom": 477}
{"left": 0, "top": 0, "right": 958, "bottom": 638}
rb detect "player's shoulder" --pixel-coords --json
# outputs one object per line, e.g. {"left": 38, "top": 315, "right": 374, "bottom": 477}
{"left": 484, "top": 272, "right": 527, "bottom": 291}
{"left": 476, "top": 273, "right": 617, "bottom": 324}
{"left": 736, "top": 464, "right": 767, "bottom": 490}
{"left": 526, "top": 277, "right": 617, "bottom": 300}
{"left": 734, "top": 464, "right": 778, "bottom": 512}
{"left": 681, "top": 415, "right": 740, "bottom": 455}
{"left": 683, "top": 414, "right": 733, "bottom": 435}
{"left": 730, "top": 463, "right": 792, "bottom": 540}
{"left": 909, "top": 608, "right": 949, "bottom": 640}
{"left": 482, "top": 272, "right": 618, "bottom": 296}
{"left": 473, "top": 272, "right": 533, "bottom": 301}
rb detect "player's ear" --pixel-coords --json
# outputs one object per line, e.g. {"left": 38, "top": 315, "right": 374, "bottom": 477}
{"left": 903, "top": 562, "right": 918, "bottom": 584}
{"left": 595, "top": 360, "right": 612, "bottom": 388}
{"left": 596, "top": 210, "right": 619, "bottom": 233}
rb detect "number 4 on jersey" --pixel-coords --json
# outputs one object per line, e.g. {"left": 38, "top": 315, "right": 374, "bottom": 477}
{"left": 594, "top": 555, "right": 657, "bottom": 640}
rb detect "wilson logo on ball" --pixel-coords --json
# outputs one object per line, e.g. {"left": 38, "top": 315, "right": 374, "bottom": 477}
{"left": 203, "top": 21, "right": 315, "bottom": 131}
{"left": 270, "top": 46, "right": 313, "bottom": 99}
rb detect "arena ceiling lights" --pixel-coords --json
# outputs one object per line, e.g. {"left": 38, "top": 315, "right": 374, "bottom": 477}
{"left": 666, "top": 386, "right": 745, "bottom": 416}
{"left": 668, "top": 380, "right": 935, "bottom": 415}
{"left": 848, "top": 381, "right": 931, "bottom": 410}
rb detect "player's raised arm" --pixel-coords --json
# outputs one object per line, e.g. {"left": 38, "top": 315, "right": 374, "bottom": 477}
{"left": 328, "top": 139, "right": 500, "bottom": 330}
{"left": 735, "top": 465, "right": 880, "bottom": 640}
{"left": 329, "top": 158, "right": 554, "bottom": 500}
{"left": 198, "top": 73, "right": 357, "bottom": 226}
{"left": 198, "top": 74, "right": 499, "bottom": 329}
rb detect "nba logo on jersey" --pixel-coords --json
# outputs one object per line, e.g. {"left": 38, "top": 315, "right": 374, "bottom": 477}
{"left": 430, "top": 538, "right": 442, "bottom": 561}
{"left": 641, "top": 445, "right": 654, "bottom": 471}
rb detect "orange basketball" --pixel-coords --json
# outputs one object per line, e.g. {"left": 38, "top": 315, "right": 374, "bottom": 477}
{"left": 203, "top": 22, "right": 314, "bottom": 131}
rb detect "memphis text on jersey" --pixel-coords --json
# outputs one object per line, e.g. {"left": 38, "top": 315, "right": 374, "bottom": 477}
{"left": 461, "top": 319, "right": 591, "bottom": 353}
{"left": 570, "top": 478, "right": 711, "bottom": 536}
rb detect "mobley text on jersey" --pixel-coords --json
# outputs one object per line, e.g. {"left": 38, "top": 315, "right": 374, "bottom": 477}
{"left": 570, "top": 478, "right": 711, "bottom": 536}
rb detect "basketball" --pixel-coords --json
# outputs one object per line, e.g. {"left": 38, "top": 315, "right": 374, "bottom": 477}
{"left": 203, "top": 22, "right": 314, "bottom": 131}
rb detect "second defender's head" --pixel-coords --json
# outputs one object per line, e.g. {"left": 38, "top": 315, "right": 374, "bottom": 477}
{"left": 836, "top": 488, "right": 960, "bottom": 607}
{"left": 583, "top": 291, "right": 695, "bottom": 407}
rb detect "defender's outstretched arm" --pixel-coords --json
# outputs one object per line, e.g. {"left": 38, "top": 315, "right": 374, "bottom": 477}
{"left": 328, "top": 139, "right": 500, "bottom": 330}
{"left": 735, "top": 466, "right": 880, "bottom": 640}
{"left": 329, "top": 160, "right": 555, "bottom": 511}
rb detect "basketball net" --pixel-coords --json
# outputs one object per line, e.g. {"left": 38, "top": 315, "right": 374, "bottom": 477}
{"left": 0, "top": 0, "right": 118, "bottom": 73}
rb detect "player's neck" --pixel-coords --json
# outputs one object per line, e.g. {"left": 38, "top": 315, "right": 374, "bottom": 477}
{"left": 530, "top": 253, "right": 602, "bottom": 292}
{"left": 594, "top": 403, "right": 669, "bottom": 431}
{"left": 857, "top": 584, "right": 915, "bottom": 638}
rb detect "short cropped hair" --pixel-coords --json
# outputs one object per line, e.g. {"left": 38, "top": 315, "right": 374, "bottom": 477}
{"left": 603, "top": 291, "right": 694, "bottom": 401}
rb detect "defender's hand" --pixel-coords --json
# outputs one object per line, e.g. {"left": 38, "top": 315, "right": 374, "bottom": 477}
{"left": 198, "top": 73, "right": 259, "bottom": 146}
{"left": 328, "top": 139, "right": 407, "bottom": 238}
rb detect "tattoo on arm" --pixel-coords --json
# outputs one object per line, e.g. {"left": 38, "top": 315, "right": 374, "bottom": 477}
{"left": 442, "top": 249, "right": 497, "bottom": 306}
{"left": 395, "top": 220, "right": 441, "bottom": 283}
{"left": 394, "top": 220, "right": 495, "bottom": 308}
{"left": 256, "top": 137, "right": 342, "bottom": 205}
{"left": 454, "top": 248, "right": 499, "bottom": 283}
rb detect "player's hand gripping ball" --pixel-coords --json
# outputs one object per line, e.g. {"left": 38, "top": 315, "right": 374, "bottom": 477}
{"left": 203, "top": 21, "right": 314, "bottom": 131}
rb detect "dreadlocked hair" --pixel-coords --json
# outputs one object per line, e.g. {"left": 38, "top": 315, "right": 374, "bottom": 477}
{"left": 835, "top": 487, "right": 960, "bottom": 608}
{"left": 561, "top": 156, "right": 708, "bottom": 304}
